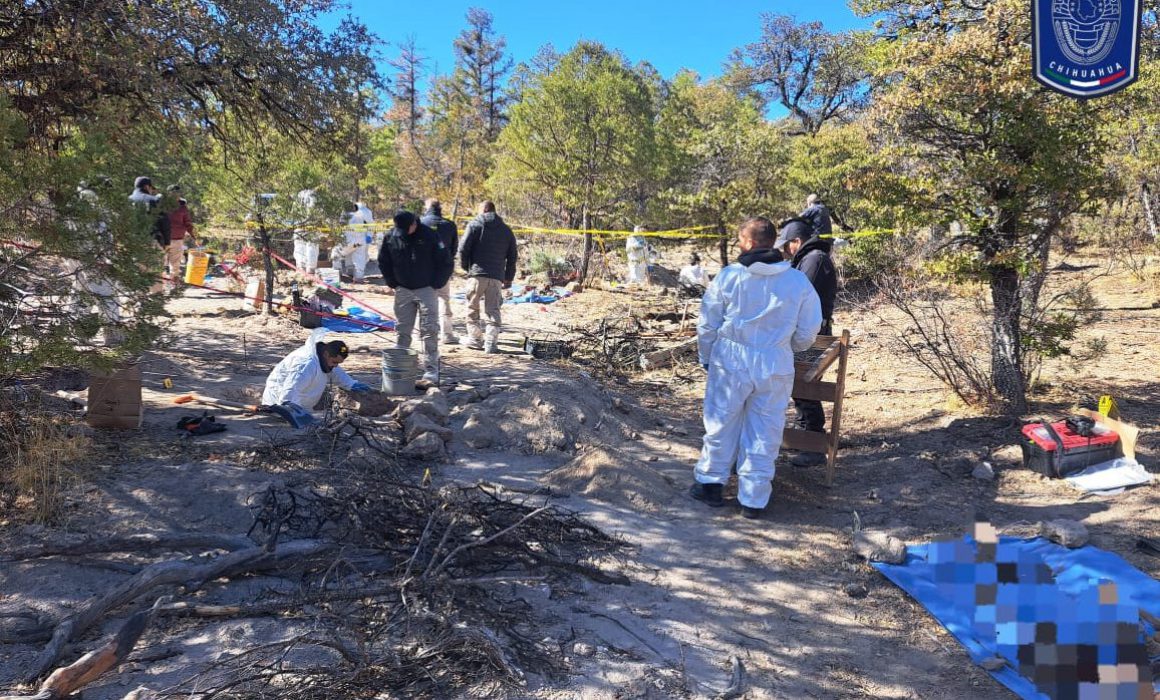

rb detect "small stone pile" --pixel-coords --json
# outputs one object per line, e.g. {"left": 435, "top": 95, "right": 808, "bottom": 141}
{"left": 396, "top": 388, "right": 452, "bottom": 459}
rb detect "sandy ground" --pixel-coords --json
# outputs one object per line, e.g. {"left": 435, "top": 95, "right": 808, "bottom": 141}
{"left": 1, "top": 250, "right": 1157, "bottom": 699}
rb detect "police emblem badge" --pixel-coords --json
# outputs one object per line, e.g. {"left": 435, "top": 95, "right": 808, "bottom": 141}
{"left": 1033, "top": 0, "right": 1143, "bottom": 97}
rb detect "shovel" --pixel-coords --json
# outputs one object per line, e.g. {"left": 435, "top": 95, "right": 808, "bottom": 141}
{"left": 172, "top": 393, "right": 315, "bottom": 428}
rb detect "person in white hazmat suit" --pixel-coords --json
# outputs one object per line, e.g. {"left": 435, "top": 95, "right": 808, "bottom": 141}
{"left": 689, "top": 216, "right": 822, "bottom": 519}
{"left": 625, "top": 227, "right": 649, "bottom": 285}
{"left": 332, "top": 201, "right": 374, "bottom": 283}
{"left": 262, "top": 328, "right": 372, "bottom": 426}
{"left": 292, "top": 189, "right": 321, "bottom": 273}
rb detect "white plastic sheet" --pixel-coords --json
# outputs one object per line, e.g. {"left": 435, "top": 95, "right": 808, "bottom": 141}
{"left": 1065, "top": 457, "right": 1153, "bottom": 494}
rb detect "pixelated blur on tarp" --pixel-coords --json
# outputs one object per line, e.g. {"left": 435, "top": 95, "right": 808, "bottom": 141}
{"left": 874, "top": 523, "right": 1159, "bottom": 700}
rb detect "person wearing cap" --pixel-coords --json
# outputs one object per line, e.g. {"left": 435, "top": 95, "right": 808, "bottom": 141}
{"left": 262, "top": 328, "right": 371, "bottom": 422}
{"left": 679, "top": 252, "right": 709, "bottom": 288}
{"left": 163, "top": 184, "right": 196, "bottom": 288}
{"left": 775, "top": 217, "right": 838, "bottom": 467}
{"left": 689, "top": 216, "right": 822, "bottom": 519}
{"left": 378, "top": 209, "right": 453, "bottom": 384}
{"left": 421, "top": 198, "right": 461, "bottom": 345}
{"left": 459, "top": 200, "right": 517, "bottom": 353}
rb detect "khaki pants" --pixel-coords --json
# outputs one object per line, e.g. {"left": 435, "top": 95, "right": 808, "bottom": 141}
{"left": 466, "top": 277, "right": 503, "bottom": 345}
{"left": 394, "top": 286, "right": 439, "bottom": 377}
{"left": 164, "top": 241, "right": 185, "bottom": 284}
{"left": 435, "top": 283, "right": 456, "bottom": 340}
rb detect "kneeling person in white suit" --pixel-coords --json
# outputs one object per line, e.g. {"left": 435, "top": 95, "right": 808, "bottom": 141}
{"left": 262, "top": 328, "right": 372, "bottom": 426}
{"left": 689, "top": 216, "right": 822, "bottom": 519}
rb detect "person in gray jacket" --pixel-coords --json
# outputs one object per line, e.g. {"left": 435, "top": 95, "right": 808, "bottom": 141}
{"left": 459, "top": 201, "right": 517, "bottom": 353}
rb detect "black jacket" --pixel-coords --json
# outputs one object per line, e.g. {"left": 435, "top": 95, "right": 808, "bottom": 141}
{"left": 378, "top": 222, "right": 453, "bottom": 290}
{"left": 800, "top": 203, "right": 833, "bottom": 236}
{"left": 791, "top": 236, "right": 836, "bottom": 323}
{"left": 420, "top": 211, "right": 459, "bottom": 265}
{"left": 460, "top": 212, "right": 517, "bottom": 281}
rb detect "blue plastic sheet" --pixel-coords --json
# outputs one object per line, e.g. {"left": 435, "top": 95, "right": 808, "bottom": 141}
{"left": 320, "top": 306, "right": 395, "bottom": 333}
{"left": 873, "top": 536, "right": 1160, "bottom": 699}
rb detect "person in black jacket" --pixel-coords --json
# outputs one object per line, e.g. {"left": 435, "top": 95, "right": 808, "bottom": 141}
{"left": 459, "top": 201, "right": 517, "bottom": 353}
{"left": 378, "top": 210, "right": 453, "bottom": 383}
{"left": 420, "top": 199, "right": 461, "bottom": 345}
{"left": 775, "top": 218, "right": 837, "bottom": 466}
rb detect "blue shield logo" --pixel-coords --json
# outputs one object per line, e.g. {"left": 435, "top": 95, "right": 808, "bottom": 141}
{"left": 1033, "top": 0, "right": 1142, "bottom": 97}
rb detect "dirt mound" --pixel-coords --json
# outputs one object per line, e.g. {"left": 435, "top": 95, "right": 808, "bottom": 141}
{"left": 452, "top": 372, "right": 619, "bottom": 454}
{"left": 542, "top": 445, "right": 678, "bottom": 514}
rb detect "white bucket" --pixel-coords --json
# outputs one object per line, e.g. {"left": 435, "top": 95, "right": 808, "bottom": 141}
{"left": 381, "top": 349, "right": 420, "bottom": 396}
{"left": 317, "top": 267, "right": 341, "bottom": 288}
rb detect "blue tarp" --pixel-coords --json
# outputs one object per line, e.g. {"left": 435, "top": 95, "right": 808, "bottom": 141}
{"left": 320, "top": 306, "right": 395, "bottom": 333}
{"left": 874, "top": 536, "right": 1160, "bottom": 699}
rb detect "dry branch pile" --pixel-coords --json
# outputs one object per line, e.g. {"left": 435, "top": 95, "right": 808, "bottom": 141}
{"left": 1, "top": 418, "right": 628, "bottom": 699}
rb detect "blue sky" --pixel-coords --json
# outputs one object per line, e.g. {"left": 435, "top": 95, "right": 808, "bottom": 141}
{"left": 337, "top": 0, "right": 867, "bottom": 89}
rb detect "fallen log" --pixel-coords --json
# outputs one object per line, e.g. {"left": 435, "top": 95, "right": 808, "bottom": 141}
{"left": 1, "top": 532, "right": 257, "bottom": 562}
{"left": 25, "top": 539, "right": 336, "bottom": 681}
{"left": 638, "top": 338, "right": 699, "bottom": 371}
{"left": 1, "top": 600, "right": 160, "bottom": 700}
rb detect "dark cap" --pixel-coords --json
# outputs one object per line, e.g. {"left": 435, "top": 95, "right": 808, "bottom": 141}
{"left": 393, "top": 210, "right": 416, "bottom": 231}
{"left": 323, "top": 340, "right": 349, "bottom": 359}
{"left": 134, "top": 176, "right": 153, "bottom": 190}
{"left": 774, "top": 218, "right": 813, "bottom": 248}
{"left": 167, "top": 183, "right": 182, "bottom": 193}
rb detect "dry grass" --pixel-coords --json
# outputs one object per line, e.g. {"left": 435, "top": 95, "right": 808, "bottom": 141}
{"left": 0, "top": 407, "right": 92, "bottom": 524}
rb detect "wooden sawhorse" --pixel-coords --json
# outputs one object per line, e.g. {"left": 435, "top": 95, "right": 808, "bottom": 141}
{"left": 781, "top": 330, "right": 850, "bottom": 485}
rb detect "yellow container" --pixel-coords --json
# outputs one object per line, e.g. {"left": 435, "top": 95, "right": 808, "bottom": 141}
{"left": 184, "top": 251, "right": 209, "bottom": 285}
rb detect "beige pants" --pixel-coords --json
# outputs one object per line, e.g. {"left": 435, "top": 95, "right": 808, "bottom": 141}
{"left": 394, "top": 286, "right": 439, "bottom": 377}
{"left": 164, "top": 241, "right": 185, "bottom": 284}
{"left": 435, "top": 283, "right": 456, "bottom": 340}
{"left": 466, "top": 277, "right": 503, "bottom": 345}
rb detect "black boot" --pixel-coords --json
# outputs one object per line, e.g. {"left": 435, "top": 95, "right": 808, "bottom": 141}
{"left": 689, "top": 482, "right": 724, "bottom": 507}
{"left": 741, "top": 505, "right": 764, "bottom": 520}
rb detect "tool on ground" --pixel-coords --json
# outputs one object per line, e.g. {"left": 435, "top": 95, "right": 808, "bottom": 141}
{"left": 176, "top": 411, "right": 227, "bottom": 436}
{"left": 172, "top": 393, "right": 316, "bottom": 429}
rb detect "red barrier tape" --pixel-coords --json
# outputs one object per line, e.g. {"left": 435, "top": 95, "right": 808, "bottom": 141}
{"left": 263, "top": 248, "right": 395, "bottom": 321}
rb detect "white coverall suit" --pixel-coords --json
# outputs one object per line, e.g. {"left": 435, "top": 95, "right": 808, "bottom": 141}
{"left": 333, "top": 203, "right": 374, "bottom": 282}
{"left": 262, "top": 328, "right": 357, "bottom": 412}
{"left": 625, "top": 235, "right": 649, "bottom": 285}
{"left": 293, "top": 189, "right": 320, "bottom": 273}
{"left": 694, "top": 257, "right": 822, "bottom": 509}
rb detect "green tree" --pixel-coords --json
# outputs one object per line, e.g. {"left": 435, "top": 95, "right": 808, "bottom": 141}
{"left": 491, "top": 42, "right": 657, "bottom": 281}
{"left": 729, "top": 14, "right": 868, "bottom": 135}
{"left": 0, "top": 0, "right": 379, "bottom": 379}
{"left": 654, "top": 72, "right": 789, "bottom": 266}
{"left": 860, "top": 0, "right": 1116, "bottom": 413}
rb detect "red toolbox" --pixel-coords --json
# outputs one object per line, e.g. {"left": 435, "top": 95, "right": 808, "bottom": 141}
{"left": 1020, "top": 420, "right": 1120, "bottom": 478}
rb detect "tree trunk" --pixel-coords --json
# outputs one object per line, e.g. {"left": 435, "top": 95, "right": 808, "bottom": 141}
{"left": 1141, "top": 182, "right": 1159, "bottom": 242}
{"left": 257, "top": 214, "right": 275, "bottom": 316}
{"left": 716, "top": 219, "right": 728, "bottom": 269}
{"left": 579, "top": 207, "right": 593, "bottom": 284}
{"left": 989, "top": 266, "right": 1027, "bottom": 415}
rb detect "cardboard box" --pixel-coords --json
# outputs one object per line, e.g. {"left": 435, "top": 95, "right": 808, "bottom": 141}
{"left": 244, "top": 279, "right": 267, "bottom": 312}
{"left": 86, "top": 362, "right": 143, "bottom": 430}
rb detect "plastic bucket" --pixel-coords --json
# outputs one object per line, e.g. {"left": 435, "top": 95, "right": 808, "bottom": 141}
{"left": 184, "top": 251, "right": 209, "bottom": 285}
{"left": 317, "top": 267, "right": 341, "bottom": 288}
{"left": 381, "top": 349, "right": 420, "bottom": 396}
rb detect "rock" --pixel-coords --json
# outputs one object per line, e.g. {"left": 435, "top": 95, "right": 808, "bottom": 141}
{"left": 396, "top": 392, "right": 450, "bottom": 424}
{"left": 612, "top": 397, "right": 629, "bottom": 414}
{"left": 572, "top": 642, "right": 595, "bottom": 657}
{"left": 402, "top": 432, "right": 445, "bottom": 458}
{"left": 978, "top": 656, "right": 1007, "bottom": 671}
{"left": 461, "top": 409, "right": 502, "bottom": 449}
{"left": 669, "top": 425, "right": 688, "bottom": 437}
{"left": 1038, "top": 519, "right": 1089, "bottom": 548}
{"left": 971, "top": 461, "right": 995, "bottom": 481}
{"left": 405, "top": 412, "right": 453, "bottom": 443}
{"left": 843, "top": 582, "right": 869, "bottom": 598}
{"left": 852, "top": 530, "right": 907, "bottom": 564}
{"left": 566, "top": 281, "right": 583, "bottom": 294}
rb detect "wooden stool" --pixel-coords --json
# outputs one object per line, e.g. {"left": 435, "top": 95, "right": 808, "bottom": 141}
{"left": 782, "top": 330, "right": 850, "bottom": 485}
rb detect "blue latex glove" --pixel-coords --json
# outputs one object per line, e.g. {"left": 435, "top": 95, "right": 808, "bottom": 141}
{"left": 350, "top": 381, "right": 372, "bottom": 393}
